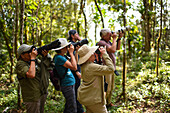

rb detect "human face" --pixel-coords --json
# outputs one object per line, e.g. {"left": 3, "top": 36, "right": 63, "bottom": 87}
{"left": 74, "top": 33, "right": 80, "bottom": 41}
{"left": 60, "top": 46, "right": 68, "bottom": 55}
{"left": 21, "top": 52, "right": 31, "bottom": 61}
{"left": 88, "top": 53, "right": 96, "bottom": 62}
{"left": 103, "top": 32, "right": 112, "bottom": 42}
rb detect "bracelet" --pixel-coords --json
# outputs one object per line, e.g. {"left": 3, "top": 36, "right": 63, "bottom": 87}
{"left": 30, "top": 59, "right": 36, "bottom": 62}
{"left": 75, "top": 70, "right": 79, "bottom": 72}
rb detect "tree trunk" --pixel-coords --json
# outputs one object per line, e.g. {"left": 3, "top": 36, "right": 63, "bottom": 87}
{"left": 32, "top": 9, "right": 35, "bottom": 44}
{"left": 36, "top": 0, "right": 40, "bottom": 45}
{"left": 152, "top": 0, "right": 156, "bottom": 50}
{"left": 143, "top": 0, "right": 151, "bottom": 52}
{"left": 80, "top": 0, "right": 87, "bottom": 38}
{"left": 20, "top": 0, "right": 25, "bottom": 45}
{"left": 122, "top": 0, "right": 127, "bottom": 102}
{"left": 127, "top": 30, "right": 131, "bottom": 59}
{"left": 156, "top": 0, "right": 162, "bottom": 77}
{"left": 15, "top": 0, "right": 19, "bottom": 58}
{"left": 50, "top": 0, "right": 52, "bottom": 43}
{"left": 94, "top": 0, "right": 105, "bottom": 28}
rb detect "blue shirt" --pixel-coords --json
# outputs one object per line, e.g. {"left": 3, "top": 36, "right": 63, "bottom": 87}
{"left": 54, "top": 55, "right": 75, "bottom": 86}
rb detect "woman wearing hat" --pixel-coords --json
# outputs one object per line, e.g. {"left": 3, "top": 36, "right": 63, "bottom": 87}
{"left": 77, "top": 45, "right": 114, "bottom": 113}
{"left": 52, "top": 38, "right": 77, "bottom": 113}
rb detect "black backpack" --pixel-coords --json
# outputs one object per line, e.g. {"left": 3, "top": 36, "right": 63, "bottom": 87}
{"left": 49, "top": 55, "right": 68, "bottom": 91}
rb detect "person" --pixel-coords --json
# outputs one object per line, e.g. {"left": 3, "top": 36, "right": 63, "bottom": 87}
{"left": 77, "top": 44, "right": 114, "bottom": 113}
{"left": 96, "top": 28, "right": 123, "bottom": 108}
{"left": 67, "top": 30, "right": 84, "bottom": 113}
{"left": 52, "top": 38, "right": 77, "bottom": 113}
{"left": 15, "top": 44, "right": 52, "bottom": 113}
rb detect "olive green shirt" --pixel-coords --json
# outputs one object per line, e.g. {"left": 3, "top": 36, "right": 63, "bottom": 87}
{"left": 16, "top": 54, "right": 52, "bottom": 102}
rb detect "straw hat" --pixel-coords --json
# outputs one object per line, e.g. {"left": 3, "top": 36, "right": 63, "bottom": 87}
{"left": 78, "top": 44, "right": 98, "bottom": 65}
{"left": 52, "top": 38, "right": 71, "bottom": 51}
{"left": 17, "top": 44, "right": 33, "bottom": 59}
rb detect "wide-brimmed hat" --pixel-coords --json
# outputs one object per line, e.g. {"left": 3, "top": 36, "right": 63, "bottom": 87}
{"left": 52, "top": 38, "right": 71, "bottom": 51}
{"left": 17, "top": 44, "right": 33, "bottom": 59}
{"left": 78, "top": 44, "right": 98, "bottom": 65}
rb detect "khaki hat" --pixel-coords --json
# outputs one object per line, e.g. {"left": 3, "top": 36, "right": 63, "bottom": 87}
{"left": 17, "top": 44, "right": 33, "bottom": 59}
{"left": 78, "top": 44, "right": 98, "bottom": 65}
{"left": 52, "top": 38, "right": 71, "bottom": 51}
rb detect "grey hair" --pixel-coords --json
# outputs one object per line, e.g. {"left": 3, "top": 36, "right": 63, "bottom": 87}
{"left": 100, "top": 28, "right": 111, "bottom": 37}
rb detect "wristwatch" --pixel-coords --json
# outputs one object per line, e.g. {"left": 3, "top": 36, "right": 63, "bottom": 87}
{"left": 30, "top": 59, "right": 36, "bottom": 62}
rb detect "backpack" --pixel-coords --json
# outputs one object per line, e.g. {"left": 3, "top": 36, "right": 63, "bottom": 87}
{"left": 49, "top": 55, "right": 68, "bottom": 91}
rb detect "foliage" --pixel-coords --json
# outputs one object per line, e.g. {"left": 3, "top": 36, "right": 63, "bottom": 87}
{"left": 0, "top": 0, "right": 169, "bottom": 112}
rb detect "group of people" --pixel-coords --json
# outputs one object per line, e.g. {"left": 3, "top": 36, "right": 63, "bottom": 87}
{"left": 15, "top": 29, "right": 123, "bottom": 113}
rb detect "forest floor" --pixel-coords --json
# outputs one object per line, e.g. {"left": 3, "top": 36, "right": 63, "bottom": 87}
{"left": 0, "top": 51, "right": 170, "bottom": 113}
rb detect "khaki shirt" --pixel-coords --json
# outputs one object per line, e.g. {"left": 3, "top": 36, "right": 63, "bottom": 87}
{"left": 77, "top": 52, "right": 114, "bottom": 106}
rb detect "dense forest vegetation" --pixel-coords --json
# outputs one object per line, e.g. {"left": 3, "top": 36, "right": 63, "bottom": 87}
{"left": 0, "top": 0, "right": 169, "bottom": 112}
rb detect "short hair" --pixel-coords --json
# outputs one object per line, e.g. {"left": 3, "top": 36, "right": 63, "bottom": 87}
{"left": 100, "top": 28, "right": 111, "bottom": 38}
{"left": 68, "top": 30, "right": 77, "bottom": 41}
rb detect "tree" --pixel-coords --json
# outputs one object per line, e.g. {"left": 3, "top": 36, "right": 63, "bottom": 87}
{"left": 156, "top": 0, "right": 162, "bottom": 76}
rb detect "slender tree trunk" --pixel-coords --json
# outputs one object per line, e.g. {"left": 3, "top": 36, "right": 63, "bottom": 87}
{"left": 80, "top": 0, "right": 87, "bottom": 38}
{"left": 127, "top": 30, "right": 131, "bottom": 59}
{"left": 15, "top": 0, "right": 19, "bottom": 58}
{"left": 50, "top": 0, "right": 52, "bottom": 43}
{"left": 156, "top": 0, "right": 162, "bottom": 76}
{"left": 15, "top": 0, "right": 22, "bottom": 109}
{"left": 94, "top": 0, "right": 105, "bottom": 28}
{"left": 152, "top": 0, "right": 156, "bottom": 50}
{"left": 24, "top": 17, "right": 28, "bottom": 44}
{"left": 122, "top": 0, "right": 127, "bottom": 102}
{"left": 36, "top": 0, "right": 40, "bottom": 45}
{"left": 20, "top": 0, "right": 25, "bottom": 44}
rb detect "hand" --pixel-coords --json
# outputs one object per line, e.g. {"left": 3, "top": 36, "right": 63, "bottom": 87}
{"left": 30, "top": 48, "right": 38, "bottom": 59}
{"left": 75, "top": 45, "right": 81, "bottom": 52}
{"left": 118, "top": 32, "right": 123, "bottom": 39}
{"left": 76, "top": 71, "right": 81, "bottom": 79}
{"left": 111, "top": 32, "right": 117, "bottom": 39}
{"left": 41, "top": 50, "right": 49, "bottom": 57}
{"left": 77, "top": 36, "right": 81, "bottom": 41}
{"left": 68, "top": 44, "right": 74, "bottom": 53}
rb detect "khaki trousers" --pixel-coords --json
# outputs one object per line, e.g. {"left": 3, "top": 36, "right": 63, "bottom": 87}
{"left": 24, "top": 94, "right": 47, "bottom": 113}
{"left": 105, "top": 73, "right": 114, "bottom": 105}
{"left": 85, "top": 103, "right": 108, "bottom": 113}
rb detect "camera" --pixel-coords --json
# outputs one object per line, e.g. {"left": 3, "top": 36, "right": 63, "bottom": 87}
{"left": 111, "top": 26, "right": 130, "bottom": 34}
{"left": 31, "top": 39, "right": 61, "bottom": 55}
{"left": 72, "top": 38, "right": 88, "bottom": 48}
{"left": 95, "top": 48, "right": 101, "bottom": 54}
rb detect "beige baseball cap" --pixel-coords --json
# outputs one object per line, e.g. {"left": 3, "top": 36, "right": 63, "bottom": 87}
{"left": 17, "top": 44, "right": 33, "bottom": 59}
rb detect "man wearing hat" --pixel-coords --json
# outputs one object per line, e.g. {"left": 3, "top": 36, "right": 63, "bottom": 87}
{"left": 77, "top": 45, "right": 114, "bottom": 113}
{"left": 67, "top": 30, "right": 84, "bottom": 113}
{"left": 53, "top": 38, "right": 77, "bottom": 113}
{"left": 16, "top": 44, "right": 52, "bottom": 113}
{"left": 97, "top": 28, "right": 123, "bottom": 108}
